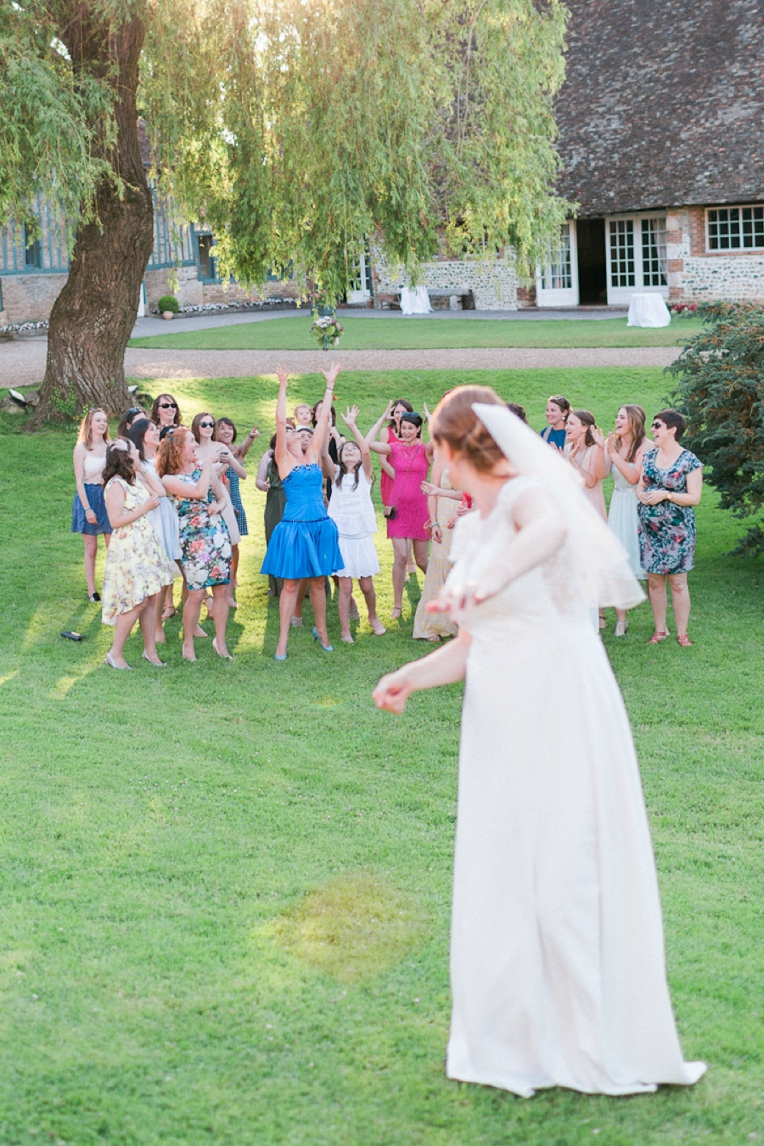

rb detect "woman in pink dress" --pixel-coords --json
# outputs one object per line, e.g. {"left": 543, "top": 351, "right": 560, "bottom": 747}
{"left": 370, "top": 410, "right": 434, "bottom": 617}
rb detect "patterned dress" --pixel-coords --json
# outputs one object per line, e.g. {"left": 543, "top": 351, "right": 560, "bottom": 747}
{"left": 637, "top": 448, "right": 703, "bottom": 574}
{"left": 101, "top": 477, "right": 175, "bottom": 623}
{"left": 171, "top": 469, "right": 232, "bottom": 590}
{"left": 413, "top": 474, "right": 459, "bottom": 640}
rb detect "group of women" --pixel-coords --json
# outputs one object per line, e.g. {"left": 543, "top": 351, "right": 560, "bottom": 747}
{"left": 70, "top": 377, "right": 704, "bottom": 663}
{"left": 71, "top": 393, "right": 259, "bottom": 667}
{"left": 541, "top": 393, "right": 703, "bottom": 644}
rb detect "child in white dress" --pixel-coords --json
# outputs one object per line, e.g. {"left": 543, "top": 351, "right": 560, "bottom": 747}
{"left": 329, "top": 406, "right": 387, "bottom": 643}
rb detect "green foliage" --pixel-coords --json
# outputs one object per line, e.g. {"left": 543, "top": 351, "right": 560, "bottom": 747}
{"left": 668, "top": 302, "right": 764, "bottom": 557}
{"left": 156, "top": 293, "right": 179, "bottom": 313}
{"left": 0, "top": 0, "right": 119, "bottom": 240}
{"left": 148, "top": 0, "right": 569, "bottom": 302}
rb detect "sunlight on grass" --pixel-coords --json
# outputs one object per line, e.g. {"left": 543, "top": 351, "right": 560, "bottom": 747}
{"left": 268, "top": 871, "right": 429, "bottom": 983}
{"left": 49, "top": 662, "right": 99, "bottom": 699}
{"left": 0, "top": 670, "right": 19, "bottom": 687}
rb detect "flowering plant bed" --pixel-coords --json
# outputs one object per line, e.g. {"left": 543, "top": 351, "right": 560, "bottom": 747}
{"left": 668, "top": 302, "right": 698, "bottom": 314}
{"left": 310, "top": 314, "right": 344, "bottom": 349}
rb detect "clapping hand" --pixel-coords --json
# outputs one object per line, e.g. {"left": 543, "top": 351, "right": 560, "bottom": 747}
{"left": 423, "top": 402, "right": 432, "bottom": 423}
{"left": 342, "top": 404, "right": 360, "bottom": 429}
{"left": 591, "top": 426, "right": 606, "bottom": 449}
{"left": 605, "top": 432, "right": 618, "bottom": 456}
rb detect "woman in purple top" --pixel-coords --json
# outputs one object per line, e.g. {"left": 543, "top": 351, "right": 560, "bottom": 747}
{"left": 369, "top": 408, "right": 434, "bottom": 618}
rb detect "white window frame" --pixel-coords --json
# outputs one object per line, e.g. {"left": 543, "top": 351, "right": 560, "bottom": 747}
{"left": 706, "top": 205, "right": 764, "bottom": 252}
{"left": 605, "top": 213, "right": 668, "bottom": 305}
{"left": 536, "top": 222, "right": 579, "bottom": 307}
{"left": 347, "top": 249, "right": 372, "bottom": 304}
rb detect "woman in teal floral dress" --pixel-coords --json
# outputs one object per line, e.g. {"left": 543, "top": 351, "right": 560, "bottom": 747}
{"left": 637, "top": 410, "right": 703, "bottom": 647}
{"left": 159, "top": 427, "right": 233, "bottom": 661}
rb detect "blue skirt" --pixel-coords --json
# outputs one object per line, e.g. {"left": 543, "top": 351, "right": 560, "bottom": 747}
{"left": 261, "top": 517, "right": 342, "bottom": 580}
{"left": 71, "top": 483, "right": 111, "bottom": 535}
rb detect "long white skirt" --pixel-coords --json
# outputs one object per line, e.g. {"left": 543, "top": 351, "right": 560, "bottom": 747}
{"left": 446, "top": 615, "right": 706, "bottom": 1096}
{"left": 608, "top": 487, "right": 645, "bottom": 579}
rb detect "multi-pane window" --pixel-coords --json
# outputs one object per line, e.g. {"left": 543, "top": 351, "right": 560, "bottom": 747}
{"left": 542, "top": 224, "right": 572, "bottom": 290}
{"left": 23, "top": 224, "right": 42, "bottom": 269}
{"left": 609, "top": 219, "right": 635, "bottom": 287}
{"left": 642, "top": 218, "right": 667, "bottom": 286}
{"left": 707, "top": 206, "right": 764, "bottom": 250}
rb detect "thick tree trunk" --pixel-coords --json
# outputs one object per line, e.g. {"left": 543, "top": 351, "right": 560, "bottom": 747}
{"left": 31, "top": 8, "right": 154, "bottom": 426}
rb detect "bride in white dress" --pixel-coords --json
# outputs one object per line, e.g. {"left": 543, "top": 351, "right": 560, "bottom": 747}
{"left": 373, "top": 385, "right": 706, "bottom": 1098}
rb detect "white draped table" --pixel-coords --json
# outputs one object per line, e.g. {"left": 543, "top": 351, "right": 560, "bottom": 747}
{"left": 400, "top": 285, "right": 432, "bottom": 315}
{"left": 627, "top": 293, "right": 671, "bottom": 328}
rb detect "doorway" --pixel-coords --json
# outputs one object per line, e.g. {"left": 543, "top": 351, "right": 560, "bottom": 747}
{"left": 576, "top": 219, "right": 607, "bottom": 304}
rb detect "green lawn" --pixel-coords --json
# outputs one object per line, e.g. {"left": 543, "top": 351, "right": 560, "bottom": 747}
{"left": 128, "top": 315, "right": 704, "bottom": 352}
{"left": 2, "top": 368, "right": 763, "bottom": 1145}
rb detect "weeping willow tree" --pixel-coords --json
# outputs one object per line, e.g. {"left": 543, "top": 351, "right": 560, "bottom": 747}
{"left": 0, "top": 0, "right": 570, "bottom": 424}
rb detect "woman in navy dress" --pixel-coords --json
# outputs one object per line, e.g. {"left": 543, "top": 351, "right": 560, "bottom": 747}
{"left": 261, "top": 364, "right": 344, "bottom": 660}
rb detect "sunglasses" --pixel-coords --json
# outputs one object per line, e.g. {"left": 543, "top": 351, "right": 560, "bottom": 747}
{"left": 651, "top": 421, "right": 663, "bottom": 429}
{"left": 199, "top": 420, "right": 215, "bottom": 429}
{"left": 127, "top": 407, "right": 141, "bottom": 416}
{"left": 158, "top": 401, "right": 177, "bottom": 410}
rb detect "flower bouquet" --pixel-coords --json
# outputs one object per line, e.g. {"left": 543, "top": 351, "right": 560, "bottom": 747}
{"left": 310, "top": 314, "right": 344, "bottom": 350}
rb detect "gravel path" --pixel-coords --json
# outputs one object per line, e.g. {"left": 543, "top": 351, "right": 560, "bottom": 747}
{"left": 1, "top": 339, "right": 682, "bottom": 388}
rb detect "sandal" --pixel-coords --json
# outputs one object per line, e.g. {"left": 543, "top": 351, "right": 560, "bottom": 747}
{"left": 162, "top": 606, "right": 177, "bottom": 621}
{"left": 647, "top": 631, "right": 669, "bottom": 644}
{"left": 677, "top": 633, "right": 693, "bottom": 647}
{"left": 390, "top": 607, "right": 402, "bottom": 619}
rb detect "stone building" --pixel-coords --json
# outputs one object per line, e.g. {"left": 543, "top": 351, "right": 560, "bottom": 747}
{"left": 535, "top": 0, "right": 764, "bottom": 308}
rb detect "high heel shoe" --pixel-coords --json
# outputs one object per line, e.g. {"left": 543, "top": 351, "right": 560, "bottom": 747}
{"left": 104, "top": 652, "right": 130, "bottom": 670}
{"left": 614, "top": 621, "right": 628, "bottom": 637}
{"left": 142, "top": 651, "right": 167, "bottom": 667}
{"left": 274, "top": 652, "right": 287, "bottom": 662}
{"left": 312, "top": 626, "right": 334, "bottom": 652}
{"left": 212, "top": 638, "right": 233, "bottom": 660}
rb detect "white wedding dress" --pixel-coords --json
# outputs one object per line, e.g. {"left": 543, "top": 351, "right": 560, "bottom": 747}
{"left": 444, "top": 475, "right": 705, "bottom": 1096}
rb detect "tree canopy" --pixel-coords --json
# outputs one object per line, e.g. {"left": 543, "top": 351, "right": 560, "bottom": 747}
{"left": 3, "top": 0, "right": 570, "bottom": 303}
{"left": 669, "top": 302, "right": 764, "bottom": 557}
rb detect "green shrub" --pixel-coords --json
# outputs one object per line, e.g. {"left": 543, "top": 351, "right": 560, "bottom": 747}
{"left": 668, "top": 301, "right": 764, "bottom": 556}
{"left": 157, "top": 294, "right": 179, "bottom": 313}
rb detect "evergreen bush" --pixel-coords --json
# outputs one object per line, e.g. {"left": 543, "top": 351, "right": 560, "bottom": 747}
{"left": 668, "top": 301, "right": 764, "bottom": 555}
{"left": 157, "top": 294, "right": 179, "bottom": 314}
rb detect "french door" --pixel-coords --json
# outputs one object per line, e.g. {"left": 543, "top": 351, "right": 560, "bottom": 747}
{"left": 536, "top": 222, "right": 579, "bottom": 307}
{"left": 605, "top": 216, "right": 668, "bottom": 305}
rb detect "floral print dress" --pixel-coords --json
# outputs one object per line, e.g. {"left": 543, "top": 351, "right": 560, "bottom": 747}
{"left": 171, "top": 469, "right": 232, "bottom": 590}
{"left": 101, "top": 477, "right": 175, "bottom": 624}
{"left": 637, "top": 447, "right": 703, "bottom": 574}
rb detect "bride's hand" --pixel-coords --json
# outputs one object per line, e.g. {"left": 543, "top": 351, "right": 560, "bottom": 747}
{"left": 428, "top": 580, "right": 484, "bottom": 623}
{"left": 373, "top": 669, "right": 414, "bottom": 714}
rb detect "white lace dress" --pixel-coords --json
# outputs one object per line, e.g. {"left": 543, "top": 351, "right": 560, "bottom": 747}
{"left": 444, "top": 475, "right": 705, "bottom": 1096}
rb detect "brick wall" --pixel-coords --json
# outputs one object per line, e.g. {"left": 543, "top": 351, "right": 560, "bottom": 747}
{"left": 665, "top": 208, "right": 764, "bottom": 303}
{"left": 0, "top": 273, "right": 68, "bottom": 323}
{"left": 200, "top": 278, "right": 300, "bottom": 306}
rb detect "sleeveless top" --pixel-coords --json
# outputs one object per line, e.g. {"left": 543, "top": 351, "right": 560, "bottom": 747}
{"left": 83, "top": 451, "right": 106, "bottom": 483}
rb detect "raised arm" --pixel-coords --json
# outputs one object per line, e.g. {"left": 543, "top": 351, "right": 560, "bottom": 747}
{"left": 310, "top": 363, "right": 341, "bottom": 459}
{"left": 366, "top": 401, "right": 395, "bottom": 454}
{"left": 234, "top": 425, "right": 260, "bottom": 462}
{"left": 274, "top": 365, "right": 294, "bottom": 477}
{"left": 341, "top": 405, "right": 373, "bottom": 479}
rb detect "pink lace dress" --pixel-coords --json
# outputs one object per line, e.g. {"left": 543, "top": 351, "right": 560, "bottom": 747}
{"left": 386, "top": 439, "right": 430, "bottom": 540}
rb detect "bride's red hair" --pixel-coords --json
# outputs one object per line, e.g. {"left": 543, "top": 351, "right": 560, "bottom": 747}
{"left": 431, "top": 385, "right": 506, "bottom": 473}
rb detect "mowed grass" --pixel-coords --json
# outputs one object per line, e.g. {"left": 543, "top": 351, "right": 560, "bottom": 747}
{"left": 128, "top": 314, "right": 704, "bottom": 352}
{"left": 1, "top": 367, "right": 763, "bottom": 1146}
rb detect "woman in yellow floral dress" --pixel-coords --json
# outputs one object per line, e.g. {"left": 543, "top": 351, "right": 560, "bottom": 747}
{"left": 101, "top": 439, "right": 175, "bottom": 669}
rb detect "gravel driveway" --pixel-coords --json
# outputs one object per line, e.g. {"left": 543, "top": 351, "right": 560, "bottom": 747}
{"left": 1, "top": 339, "right": 682, "bottom": 388}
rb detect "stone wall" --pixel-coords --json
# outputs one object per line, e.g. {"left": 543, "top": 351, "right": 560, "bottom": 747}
{"left": 145, "top": 266, "right": 203, "bottom": 310}
{"left": 371, "top": 248, "right": 518, "bottom": 310}
{"left": 666, "top": 209, "right": 764, "bottom": 303}
{"left": 200, "top": 278, "right": 300, "bottom": 306}
{"left": 0, "top": 273, "right": 68, "bottom": 324}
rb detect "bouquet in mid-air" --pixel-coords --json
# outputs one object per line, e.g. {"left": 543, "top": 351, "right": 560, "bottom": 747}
{"left": 310, "top": 314, "right": 344, "bottom": 349}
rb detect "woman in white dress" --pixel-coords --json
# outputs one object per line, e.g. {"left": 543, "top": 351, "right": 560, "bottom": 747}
{"left": 596, "top": 405, "right": 650, "bottom": 637}
{"left": 373, "top": 385, "right": 706, "bottom": 1098}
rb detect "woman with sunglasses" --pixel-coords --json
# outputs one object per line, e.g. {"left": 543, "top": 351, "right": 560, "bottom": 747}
{"left": 151, "top": 393, "right": 182, "bottom": 429}
{"left": 637, "top": 410, "right": 703, "bottom": 646}
{"left": 368, "top": 405, "right": 433, "bottom": 619}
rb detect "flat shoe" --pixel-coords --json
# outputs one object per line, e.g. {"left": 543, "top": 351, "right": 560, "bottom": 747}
{"left": 677, "top": 633, "right": 693, "bottom": 647}
{"left": 88, "top": 591, "right": 101, "bottom": 604}
{"left": 647, "top": 631, "right": 669, "bottom": 644}
{"left": 390, "top": 607, "right": 402, "bottom": 619}
{"left": 291, "top": 616, "right": 304, "bottom": 628}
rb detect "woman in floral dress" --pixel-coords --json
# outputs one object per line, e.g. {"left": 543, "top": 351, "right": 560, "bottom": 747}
{"left": 158, "top": 428, "right": 233, "bottom": 661}
{"left": 101, "top": 439, "right": 175, "bottom": 669}
{"left": 637, "top": 409, "right": 703, "bottom": 646}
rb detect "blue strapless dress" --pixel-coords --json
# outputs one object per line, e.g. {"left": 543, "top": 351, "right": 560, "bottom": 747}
{"left": 261, "top": 464, "right": 343, "bottom": 579}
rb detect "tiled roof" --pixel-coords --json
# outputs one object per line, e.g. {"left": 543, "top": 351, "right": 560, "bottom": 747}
{"left": 555, "top": 0, "right": 764, "bottom": 216}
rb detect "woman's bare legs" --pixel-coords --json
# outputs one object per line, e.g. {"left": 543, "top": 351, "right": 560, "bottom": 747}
{"left": 182, "top": 587, "right": 205, "bottom": 660}
{"left": 211, "top": 583, "right": 232, "bottom": 657}
{"left": 106, "top": 600, "right": 145, "bottom": 668}
{"left": 668, "top": 572, "right": 691, "bottom": 637}
{"left": 359, "top": 575, "right": 385, "bottom": 635}
{"left": 139, "top": 594, "right": 164, "bottom": 664}
{"left": 293, "top": 579, "right": 308, "bottom": 624}
{"left": 391, "top": 537, "right": 409, "bottom": 615}
{"left": 309, "top": 576, "right": 330, "bottom": 646}
{"left": 338, "top": 577, "right": 354, "bottom": 642}
{"left": 276, "top": 579, "right": 301, "bottom": 657}
{"left": 647, "top": 572, "right": 668, "bottom": 634}
{"left": 228, "top": 544, "right": 239, "bottom": 607}
{"left": 83, "top": 534, "right": 98, "bottom": 596}
{"left": 412, "top": 538, "right": 429, "bottom": 576}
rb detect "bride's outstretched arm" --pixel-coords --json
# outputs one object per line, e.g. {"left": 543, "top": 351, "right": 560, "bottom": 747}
{"left": 373, "top": 630, "right": 471, "bottom": 714}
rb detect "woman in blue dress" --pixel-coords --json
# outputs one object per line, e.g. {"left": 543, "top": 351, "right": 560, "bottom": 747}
{"left": 261, "top": 364, "right": 344, "bottom": 660}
